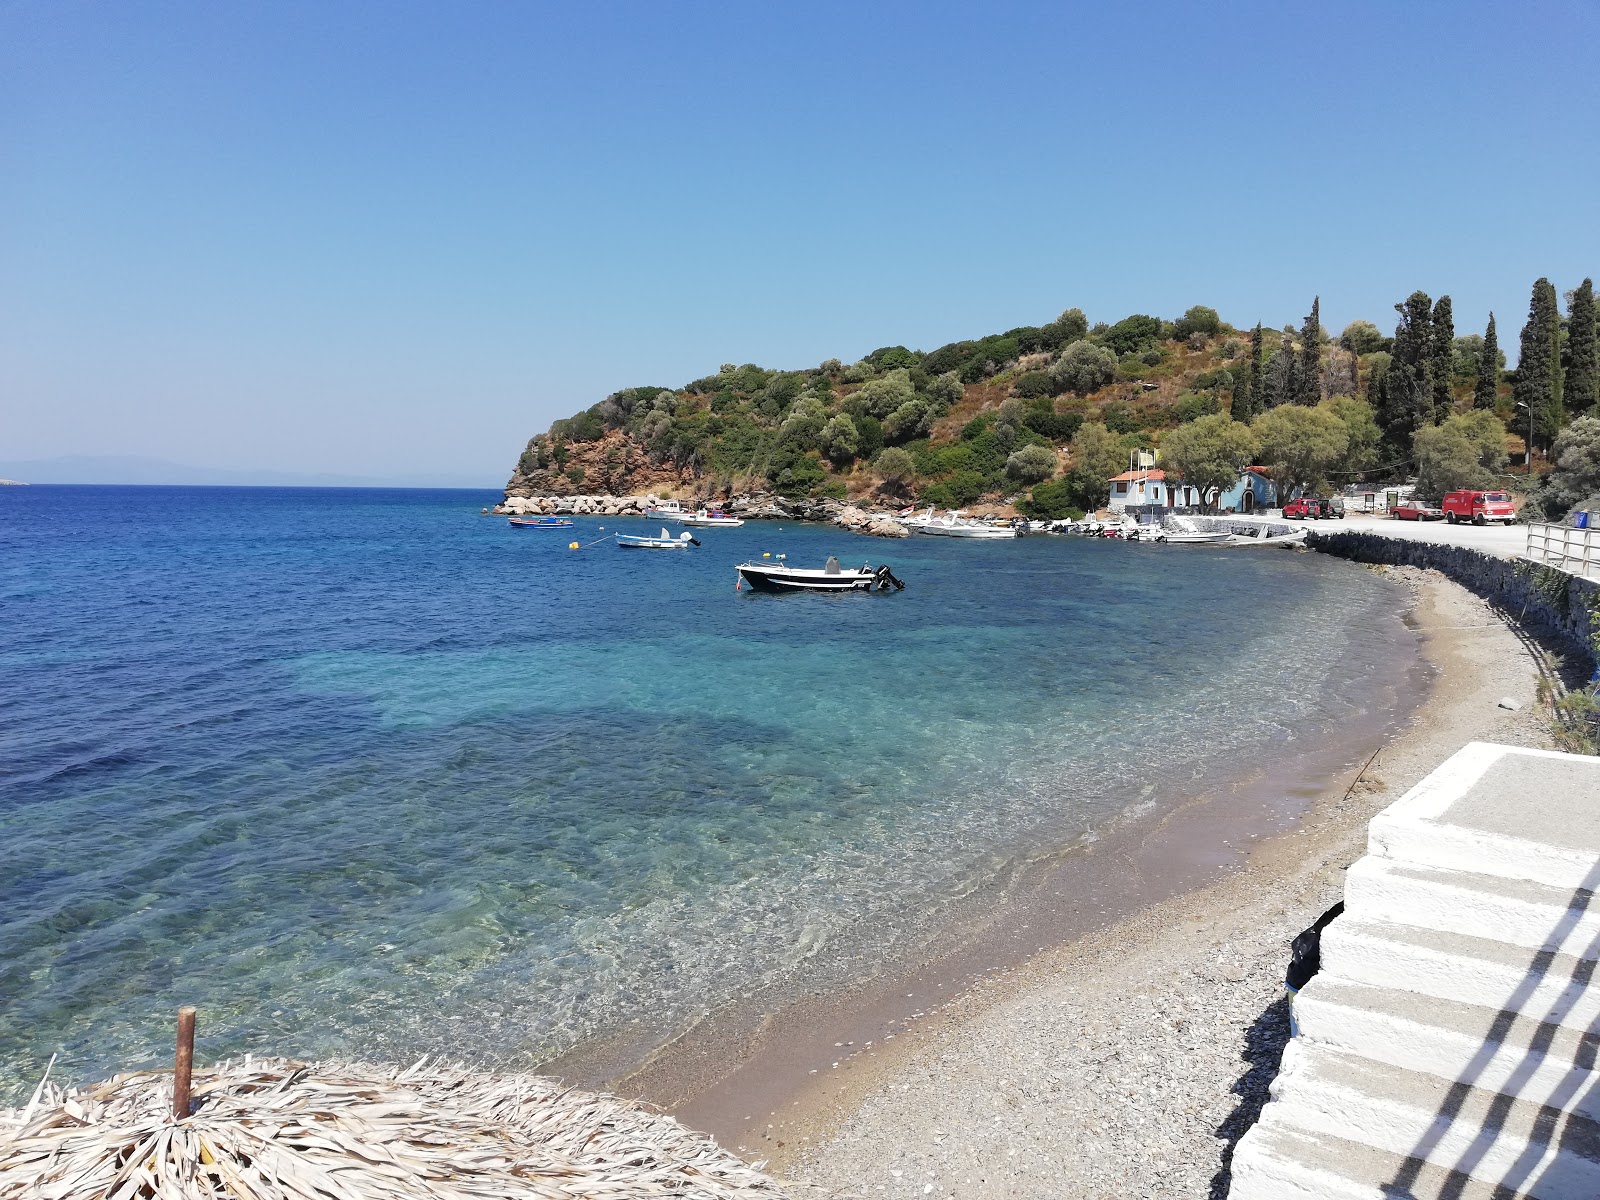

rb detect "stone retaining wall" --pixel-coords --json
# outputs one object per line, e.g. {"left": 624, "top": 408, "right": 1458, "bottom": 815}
{"left": 1308, "top": 530, "right": 1600, "bottom": 674}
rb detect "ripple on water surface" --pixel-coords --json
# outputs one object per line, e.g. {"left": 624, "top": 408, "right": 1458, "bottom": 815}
{"left": 0, "top": 486, "right": 1413, "bottom": 1097}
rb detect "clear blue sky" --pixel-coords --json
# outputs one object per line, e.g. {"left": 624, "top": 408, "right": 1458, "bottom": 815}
{"left": 4, "top": 1, "right": 1598, "bottom": 485}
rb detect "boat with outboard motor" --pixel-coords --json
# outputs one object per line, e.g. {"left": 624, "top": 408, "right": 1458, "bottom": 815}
{"left": 508, "top": 516, "right": 575, "bottom": 529}
{"left": 616, "top": 527, "right": 700, "bottom": 549}
{"left": 735, "top": 555, "right": 905, "bottom": 593}
{"left": 676, "top": 508, "right": 746, "bottom": 528}
{"left": 902, "top": 507, "right": 1018, "bottom": 539}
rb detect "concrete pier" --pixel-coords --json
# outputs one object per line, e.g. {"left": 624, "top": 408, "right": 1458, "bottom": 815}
{"left": 1231, "top": 741, "right": 1600, "bottom": 1199}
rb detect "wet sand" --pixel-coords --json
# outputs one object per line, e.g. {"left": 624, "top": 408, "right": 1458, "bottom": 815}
{"left": 768, "top": 567, "right": 1558, "bottom": 1197}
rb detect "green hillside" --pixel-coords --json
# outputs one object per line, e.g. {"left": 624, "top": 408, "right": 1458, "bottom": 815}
{"left": 505, "top": 286, "right": 1593, "bottom": 518}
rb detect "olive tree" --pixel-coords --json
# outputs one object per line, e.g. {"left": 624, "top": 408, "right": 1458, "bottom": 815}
{"left": 1065, "top": 421, "right": 1127, "bottom": 510}
{"left": 1158, "top": 414, "right": 1259, "bottom": 509}
{"left": 779, "top": 397, "right": 827, "bottom": 450}
{"left": 1413, "top": 412, "right": 1509, "bottom": 498}
{"left": 1252, "top": 405, "right": 1349, "bottom": 500}
{"left": 843, "top": 368, "right": 916, "bottom": 419}
{"left": 1005, "top": 443, "right": 1059, "bottom": 484}
{"left": 923, "top": 370, "right": 965, "bottom": 410}
{"left": 819, "top": 413, "right": 860, "bottom": 464}
{"left": 1051, "top": 340, "right": 1118, "bottom": 396}
{"left": 1339, "top": 320, "right": 1387, "bottom": 356}
{"left": 1321, "top": 395, "right": 1382, "bottom": 480}
{"left": 874, "top": 446, "right": 917, "bottom": 485}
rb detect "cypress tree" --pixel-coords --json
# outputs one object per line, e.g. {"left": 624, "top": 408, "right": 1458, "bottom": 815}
{"left": 1515, "top": 277, "right": 1563, "bottom": 451}
{"left": 1473, "top": 313, "right": 1499, "bottom": 410}
{"left": 1237, "top": 323, "right": 1264, "bottom": 421}
{"left": 1295, "top": 297, "right": 1322, "bottom": 405}
{"left": 1429, "top": 295, "right": 1454, "bottom": 423}
{"left": 1378, "top": 291, "right": 1434, "bottom": 458}
{"left": 1568, "top": 278, "right": 1597, "bottom": 416}
{"left": 1263, "top": 329, "right": 1295, "bottom": 409}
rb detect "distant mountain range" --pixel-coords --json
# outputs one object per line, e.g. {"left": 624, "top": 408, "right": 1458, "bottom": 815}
{"left": 0, "top": 455, "right": 497, "bottom": 489}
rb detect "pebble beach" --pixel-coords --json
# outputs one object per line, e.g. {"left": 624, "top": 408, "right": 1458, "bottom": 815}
{"left": 765, "top": 568, "right": 1558, "bottom": 1198}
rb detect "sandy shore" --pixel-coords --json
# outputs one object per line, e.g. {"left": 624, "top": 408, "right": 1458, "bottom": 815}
{"left": 753, "top": 567, "right": 1558, "bottom": 1198}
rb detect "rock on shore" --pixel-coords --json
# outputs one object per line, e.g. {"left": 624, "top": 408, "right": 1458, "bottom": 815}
{"left": 493, "top": 492, "right": 909, "bottom": 538}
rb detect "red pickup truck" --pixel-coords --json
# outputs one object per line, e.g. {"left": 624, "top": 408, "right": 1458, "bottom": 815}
{"left": 1440, "top": 490, "right": 1517, "bottom": 525}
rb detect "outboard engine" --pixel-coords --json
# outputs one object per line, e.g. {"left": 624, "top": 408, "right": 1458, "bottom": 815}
{"left": 873, "top": 565, "right": 906, "bottom": 591}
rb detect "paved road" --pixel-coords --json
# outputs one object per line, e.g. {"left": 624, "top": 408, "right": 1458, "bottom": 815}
{"left": 1331, "top": 512, "right": 1530, "bottom": 557}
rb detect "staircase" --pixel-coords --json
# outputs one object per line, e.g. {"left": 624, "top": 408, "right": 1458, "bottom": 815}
{"left": 1230, "top": 741, "right": 1600, "bottom": 1199}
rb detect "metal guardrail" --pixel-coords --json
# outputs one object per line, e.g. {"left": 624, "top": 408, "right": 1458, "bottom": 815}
{"left": 1524, "top": 521, "right": 1600, "bottom": 581}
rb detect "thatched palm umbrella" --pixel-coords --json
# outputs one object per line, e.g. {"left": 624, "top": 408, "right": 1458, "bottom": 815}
{"left": 0, "top": 1056, "right": 798, "bottom": 1199}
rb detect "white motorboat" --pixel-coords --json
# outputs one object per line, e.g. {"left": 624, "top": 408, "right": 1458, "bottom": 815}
{"left": 1144, "top": 517, "right": 1232, "bottom": 545}
{"left": 1226, "top": 524, "right": 1308, "bottom": 547}
{"left": 907, "top": 510, "right": 1018, "bottom": 539}
{"left": 675, "top": 508, "right": 746, "bottom": 528}
{"left": 645, "top": 498, "right": 686, "bottom": 517}
{"left": 735, "top": 556, "right": 905, "bottom": 593}
{"left": 616, "top": 527, "right": 699, "bottom": 549}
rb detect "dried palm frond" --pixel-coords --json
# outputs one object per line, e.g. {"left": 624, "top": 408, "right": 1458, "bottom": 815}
{"left": 0, "top": 1057, "right": 796, "bottom": 1200}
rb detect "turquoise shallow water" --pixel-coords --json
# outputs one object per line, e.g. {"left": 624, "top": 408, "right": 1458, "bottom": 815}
{"left": 0, "top": 486, "right": 1411, "bottom": 1098}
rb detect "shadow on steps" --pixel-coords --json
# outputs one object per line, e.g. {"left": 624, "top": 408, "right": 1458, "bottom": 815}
{"left": 1210, "top": 994, "right": 1292, "bottom": 1199}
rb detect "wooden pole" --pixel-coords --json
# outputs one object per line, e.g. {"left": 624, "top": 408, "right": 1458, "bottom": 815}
{"left": 173, "top": 1006, "right": 196, "bottom": 1120}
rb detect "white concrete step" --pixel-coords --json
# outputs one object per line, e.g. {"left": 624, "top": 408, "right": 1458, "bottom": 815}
{"left": 1231, "top": 1121, "right": 1508, "bottom": 1200}
{"left": 1292, "top": 977, "right": 1600, "bottom": 1119}
{"left": 1257, "top": 1040, "right": 1600, "bottom": 1196}
{"left": 1343, "top": 855, "right": 1600, "bottom": 959}
{"left": 1321, "top": 917, "right": 1600, "bottom": 1033}
{"left": 1368, "top": 742, "right": 1600, "bottom": 893}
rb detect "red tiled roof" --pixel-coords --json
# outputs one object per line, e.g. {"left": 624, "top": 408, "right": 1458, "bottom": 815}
{"left": 1107, "top": 469, "right": 1166, "bottom": 482}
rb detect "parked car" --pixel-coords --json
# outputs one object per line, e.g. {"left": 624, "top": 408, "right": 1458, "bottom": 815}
{"left": 1440, "top": 489, "right": 1517, "bottom": 526}
{"left": 1283, "top": 497, "right": 1343, "bottom": 520}
{"left": 1392, "top": 498, "right": 1445, "bottom": 521}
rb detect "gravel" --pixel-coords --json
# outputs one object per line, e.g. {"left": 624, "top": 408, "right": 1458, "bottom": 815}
{"left": 783, "top": 568, "right": 1558, "bottom": 1199}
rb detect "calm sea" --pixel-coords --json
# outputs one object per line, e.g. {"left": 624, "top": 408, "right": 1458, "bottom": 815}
{"left": 0, "top": 486, "right": 1412, "bottom": 1099}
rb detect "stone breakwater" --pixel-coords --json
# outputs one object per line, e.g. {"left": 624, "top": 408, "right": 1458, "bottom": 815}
{"left": 492, "top": 492, "right": 909, "bottom": 538}
{"left": 1307, "top": 529, "right": 1600, "bottom": 673}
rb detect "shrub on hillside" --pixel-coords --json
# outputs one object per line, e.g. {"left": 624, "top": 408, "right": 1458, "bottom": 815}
{"left": 1005, "top": 444, "right": 1058, "bottom": 483}
{"left": 1171, "top": 305, "right": 1222, "bottom": 342}
{"left": 886, "top": 398, "right": 935, "bottom": 443}
{"left": 923, "top": 371, "right": 964, "bottom": 409}
{"left": 844, "top": 368, "right": 917, "bottom": 420}
{"left": 819, "top": 414, "right": 860, "bottom": 464}
{"left": 1017, "top": 478, "right": 1085, "bottom": 521}
{"left": 1011, "top": 370, "right": 1057, "bottom": 399}
{"left": 1100, "top": 400, "right": 1141, "bottom": 434}
{"left": 867, "top": 345, "right": 920, "bottom": 370}
{"left": 874, "top": 446, "right": 917, "bottom": 485}
{"left": 1102, "top": 314, "right": 1164, "bottom": 356}
{"left": 1531, "top": 416, "right": 1600, "bottom": 518}
{"left": 1171, "top": 392, "right": 1220, "bottom": 424}
{"left": 854, "top": 414, "right": 884, "bottom": 459}
{"left": 1051, "top": 340, "right": 1117, "bottom": 396}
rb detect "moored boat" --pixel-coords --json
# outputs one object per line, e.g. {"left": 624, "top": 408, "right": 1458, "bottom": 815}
{"left": 676, "top": 508, "right": 745, "bottom": 528}
{"left": 645, "top": 498, "right": 686, "bottom": 518}
{"left": 616, "top": 528, "right": 700, "bottom": 549}
{"left": 735, "top": 556, "right": 905, "bottom": 593}
{"left": 509, "top": 516, "right": 575, "bottom": 529}
{"left": 909, "top": 511, "right": 1018, "bottom": 539}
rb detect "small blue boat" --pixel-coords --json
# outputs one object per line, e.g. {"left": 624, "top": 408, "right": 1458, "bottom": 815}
{"left": 508, "top": 516, "right": 575, "bottom": 529}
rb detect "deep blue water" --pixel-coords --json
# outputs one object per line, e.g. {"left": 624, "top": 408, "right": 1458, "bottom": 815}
{"left": 0, "top": 486, "right": 1411, "bottom": 1097}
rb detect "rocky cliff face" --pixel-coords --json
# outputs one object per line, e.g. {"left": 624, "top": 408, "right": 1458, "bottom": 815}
{"left": 504, "top": 431, "right": 692, "bottom": 500}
